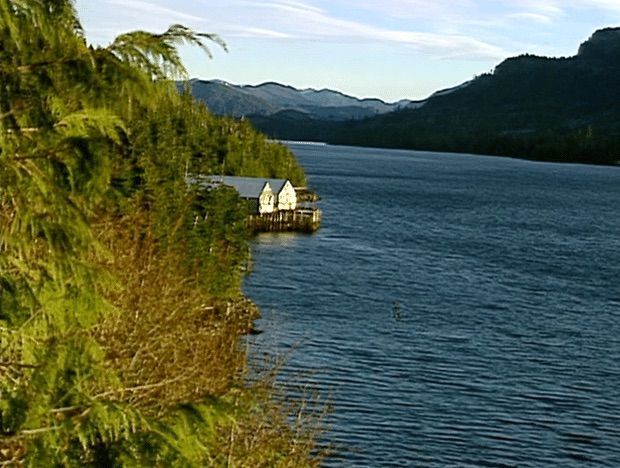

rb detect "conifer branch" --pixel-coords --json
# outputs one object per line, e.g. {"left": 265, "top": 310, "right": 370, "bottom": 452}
{"left": 93, "top": 377, "right": 188, "bottom": 400}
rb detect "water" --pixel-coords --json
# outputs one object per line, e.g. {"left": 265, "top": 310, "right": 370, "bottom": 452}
{"left": 244, "top": 144, "right": 620, "bottom": 467}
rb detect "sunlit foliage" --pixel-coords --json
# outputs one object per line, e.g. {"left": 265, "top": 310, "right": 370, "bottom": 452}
{"left": 0, "top": 0, "right": 319, "bottom": 464}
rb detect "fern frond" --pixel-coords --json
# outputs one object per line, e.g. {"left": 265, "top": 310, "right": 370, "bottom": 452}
{"left": 106, "top": 24, "right": 226, "bottom": 79}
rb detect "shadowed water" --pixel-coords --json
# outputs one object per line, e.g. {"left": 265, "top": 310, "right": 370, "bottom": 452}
{"left": 244, "top": 144, "right": 620, "bottom": 466}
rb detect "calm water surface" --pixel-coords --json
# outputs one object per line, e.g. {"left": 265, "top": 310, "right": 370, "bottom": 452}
{"left": 244, "top": 144, "right": 620, "bottom": 467}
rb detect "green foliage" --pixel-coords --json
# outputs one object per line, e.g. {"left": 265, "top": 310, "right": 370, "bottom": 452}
{"left": 0, "top": 1, "right": 316, "bottom": 465}
{"left": 108, "top": 24, "right": 227, "bottom": 80}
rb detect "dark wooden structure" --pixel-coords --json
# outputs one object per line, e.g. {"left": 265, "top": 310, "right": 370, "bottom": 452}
{"left": 248, "top": 207, "right": 321, "bottom": 233}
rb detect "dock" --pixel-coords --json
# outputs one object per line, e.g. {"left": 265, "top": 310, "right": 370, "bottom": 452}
{"left": 248, "top": 207, "right": 322, "bottom": 233}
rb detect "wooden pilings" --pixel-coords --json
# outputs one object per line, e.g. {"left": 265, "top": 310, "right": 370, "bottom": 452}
{"left": 248, "top": 208, "right": 321, "bottom": 233}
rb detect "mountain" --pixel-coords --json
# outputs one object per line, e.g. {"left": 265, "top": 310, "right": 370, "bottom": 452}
{"left": 178, "top": 79, "right": 411, "bottom": 121}
{"left": 180, "top": 80, "right": 277, "bottom": 117}
{"left": 248, "top": 27, "right": 620, "bottom": 165}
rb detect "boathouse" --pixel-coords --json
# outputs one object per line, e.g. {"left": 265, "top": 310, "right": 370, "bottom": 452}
{"left": 201, "top": 176, "right": 297, "bottom": 214}
{"left": 190, "top": 175, "right": 275, "bottom": 215}
{"left": 217, "top": 176, "right": 276, "bottom": 215}
{"left": 188, "top": 175, "right": 319, "bottom": 231}
{"left": 264, "top": 178, "right": 297, "bottom": 211}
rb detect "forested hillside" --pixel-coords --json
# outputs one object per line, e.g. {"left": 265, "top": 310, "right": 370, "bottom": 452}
{"left": 251, "top": 27, "right": 620, "bottom": 165}
{"left": 0, "top": 1, "right": 318, "bottom": 465}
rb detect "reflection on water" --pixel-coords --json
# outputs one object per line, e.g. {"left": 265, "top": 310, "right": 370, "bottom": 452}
{"left": 253, "top": 232, "right": 304, "bottom": 249}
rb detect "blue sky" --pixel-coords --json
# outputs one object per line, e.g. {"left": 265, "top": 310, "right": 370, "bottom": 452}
{"left": 76, "top": 1, "right": 620, "bottom": 101}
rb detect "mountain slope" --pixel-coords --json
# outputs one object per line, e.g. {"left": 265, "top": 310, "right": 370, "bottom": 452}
{"left": 180, "top": 79, "right": 410, "bottom": 120}
{"left": 178, "top": 80, "right": 276, "bottom": 116}
{"left": 249, "top": 27, "right": 620, "bottom": 164}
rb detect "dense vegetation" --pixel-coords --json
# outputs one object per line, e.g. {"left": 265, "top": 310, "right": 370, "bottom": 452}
{"left": 249, "top": 28, "right": 620, "bottom": 165}
{"left": 0, "top": 1, "right": 318, "bottom": 465}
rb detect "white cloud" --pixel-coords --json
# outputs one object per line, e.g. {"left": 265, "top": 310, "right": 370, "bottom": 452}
{"left": 220, "top": 0, "right": 509, "bottom": 59}
{"left": 501, "top": 0, "right": 620, "bottom": 18}
{"left": 576, "top": 0, "right": 620, "bottom": 12}
{"left": 508, "top": 0, "right": 563, "bottom": 15}
{"left": 83, "top": 0, "right": 513, "bottom": 59}
{"left": 508, "top": 12, "right": 554, "bottom": 24}
{"left": 339, "top": 0, "right": 475, "bottom": 20}
{"left": 238, "top": 0, "right": 324, "bottom": 14}
{"left": 371, "top": 30, "right": 508, "bottom": 59}
{"left": 224, "top": 26, "right": 293, "bottom": 39}
{"left": 105, "top": 0, "right": 206, "bottom": 23}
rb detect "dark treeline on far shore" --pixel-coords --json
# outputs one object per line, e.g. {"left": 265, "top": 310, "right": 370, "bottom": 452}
{"left": 244, "top": 27, "right": 620, "bottom": 166}
{"left": 251, "top": 111, "right": 620, "bottom": 165}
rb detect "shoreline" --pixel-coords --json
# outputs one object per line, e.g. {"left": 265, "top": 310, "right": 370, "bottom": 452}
{"left": 286, "top": 141, "right": 620, "bottom": 168}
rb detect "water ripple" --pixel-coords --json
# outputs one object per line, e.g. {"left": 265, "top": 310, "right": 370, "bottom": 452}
{"left": 246, "top": 145, "right": 620, "bottom": 467}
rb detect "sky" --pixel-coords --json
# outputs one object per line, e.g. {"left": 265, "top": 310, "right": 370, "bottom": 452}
{"left": 76, "top": 1, "right": 620, "bottom": 102}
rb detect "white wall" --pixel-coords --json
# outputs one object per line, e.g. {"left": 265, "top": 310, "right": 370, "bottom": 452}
{"left": 258, "top": 184, "right": 275, "bottom": 214}
{"left": 277, "top": 181, "right": 297, "bottom": 211}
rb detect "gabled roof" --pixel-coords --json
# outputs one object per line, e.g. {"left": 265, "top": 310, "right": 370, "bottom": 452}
{"left": 206, "top": 176, "right": 272, "bottom": 199}
{"left": 187, "top": 175, "right": 291, "bottom": 199}
{"left": 264, "top": 178, "right": 291, "bottom": 195}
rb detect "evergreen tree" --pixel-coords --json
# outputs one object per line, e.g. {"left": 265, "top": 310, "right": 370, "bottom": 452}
{"left": 1, "top": 1, "right": 320, "bottom": 465}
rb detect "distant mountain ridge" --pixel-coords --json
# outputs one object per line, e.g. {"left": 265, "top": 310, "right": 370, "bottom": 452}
{"left": 178, "top": 79, "right": 413, "bottom": 121}
{"left": 248, "top": 27, "right": 620, "bottom": 165}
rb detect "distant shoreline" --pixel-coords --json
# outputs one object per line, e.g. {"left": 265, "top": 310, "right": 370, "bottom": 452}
{"left": 282, "top": 140, "right": 620, "bottom": 167}
{"left": 272, "top": 140, "right": 327, "bottom": 146}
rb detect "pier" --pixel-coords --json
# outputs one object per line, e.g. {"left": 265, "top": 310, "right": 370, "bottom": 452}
{"left": 248, "top": 207, "right": 322, "bottom": 233}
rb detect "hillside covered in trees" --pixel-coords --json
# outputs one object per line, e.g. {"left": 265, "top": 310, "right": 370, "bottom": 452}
{"left": 248, "top": 27, "right": 620, "bottom": 165}
{"left": 0, "top": 1, "right": 320, "bottom": 465}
